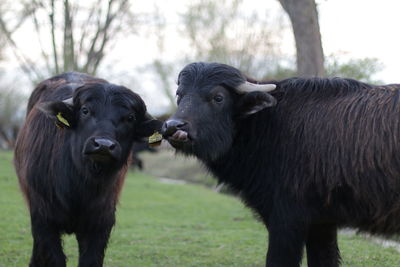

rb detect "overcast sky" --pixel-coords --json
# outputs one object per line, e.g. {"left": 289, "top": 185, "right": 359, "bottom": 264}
{"left": 137, "top": 0, "right": 400, "bottom": 113}
{"left": 318, "top": 0, "right": 400, "bottom": 82}
{"left": 106, "top": 0, "right": 400, "bottom": 85}
{"left": 3, "top": 0, "right": 400, "bottom": 114}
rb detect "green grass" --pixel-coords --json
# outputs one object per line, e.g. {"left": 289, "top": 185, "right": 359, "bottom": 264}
{"left": 1, "top": 150, "right": 399, "bottom": 266}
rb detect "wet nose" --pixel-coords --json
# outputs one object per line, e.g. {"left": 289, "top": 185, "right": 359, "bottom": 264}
{"left": 93, "top": 138, "right": 116, "bottom": 151}
{"left": 84, "top": 137, "right": 120, "bottom": 161}
{"left": 161, "top": 119, "right": 187, "bottom": 137}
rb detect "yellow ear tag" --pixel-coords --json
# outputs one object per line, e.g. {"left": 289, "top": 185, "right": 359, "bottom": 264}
{"left": 56, "top": 112, "right": 70, "bottom": 127}
{"left": 148, "top": 131, "right": 162, "bottom": 147}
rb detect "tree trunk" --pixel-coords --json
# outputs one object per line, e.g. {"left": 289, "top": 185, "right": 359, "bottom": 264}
{"left": 63, "top": 0, "right": 75, "bottom": 72}
{"left": 278, "top": 0, "right": 325, "bottom": 76}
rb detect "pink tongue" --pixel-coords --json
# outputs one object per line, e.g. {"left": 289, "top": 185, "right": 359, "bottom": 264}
{"left": 172, "top": 130, "right": 188, "bottom": 141}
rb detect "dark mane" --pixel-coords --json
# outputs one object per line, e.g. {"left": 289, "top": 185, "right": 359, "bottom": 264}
{"left": 277, "top": 77, "right": 373, "bottom": 94}
{"left": 218, "top": 76, "right": 400, "bottom": 234}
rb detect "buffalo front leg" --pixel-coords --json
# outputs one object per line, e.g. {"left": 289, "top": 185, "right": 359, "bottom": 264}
{"left": 76, "top": 224, "right": 113, "bottom": 267}
{"left": 265, "top": 221, "right": 307, "bottom": 267}
{"left": 306, "top": 224, "right": 340, "bottom": 267}
{"left": 29, "top": 216, "right": 66, "bottom": 267}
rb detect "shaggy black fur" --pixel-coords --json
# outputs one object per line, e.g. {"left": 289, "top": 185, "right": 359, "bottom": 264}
{"left": 162, "top": 62, "right": 400, "bottom": 267}
{"left": 14, "top": 72, "right": 161, "bottom": 267}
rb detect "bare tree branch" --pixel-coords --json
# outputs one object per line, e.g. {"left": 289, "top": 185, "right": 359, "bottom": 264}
{"left": 153, "top": 60, "right": 176, "bottom": 113}
{"left": 0, "top": 15, "right": 42, "bottom": 81}
{"left": 32, "top": 7, "right": 51, "bottom": 72}
{"left": 77, "top": 1, "right": 99, "bottom": 67}
{"left": 91, "top": 0, "right": 129, "bottom": 74}
{"left": 49, "top": 0, "right": 60, "bottom": 74}
{"left": 0, "top": 0, "right": 135, "bottom": 81}
{"left": 83, "top": 0, "right": 107, "bottom": 74}
{"left": 63, "top": 0, "right": 75, "bottom": 71}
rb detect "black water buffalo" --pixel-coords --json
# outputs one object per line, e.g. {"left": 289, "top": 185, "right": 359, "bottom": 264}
{"left": 14, "top": 72, "right": 161, "bottom": 267}
{"left": 162, "top": 62, "right": 400, "bottom": 267}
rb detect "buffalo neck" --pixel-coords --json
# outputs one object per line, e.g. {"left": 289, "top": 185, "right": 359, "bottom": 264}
{"left": 204, "top": 109, "right": 279, "bottom": 216}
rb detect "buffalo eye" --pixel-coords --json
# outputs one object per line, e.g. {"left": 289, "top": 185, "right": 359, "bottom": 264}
{"left": 213, "top": 94, "right": 224, "bottom": 103}
{"left": 81, "top": 106, "right": 89, "bottom": 116}
{"left": 126, "top": 113, "right": 136, "bottom": 123}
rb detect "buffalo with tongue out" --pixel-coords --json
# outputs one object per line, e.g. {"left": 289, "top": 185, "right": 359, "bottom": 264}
{"left": 162, "top": 119, "right": 189, "bottom": 143}
{"left": 159, "top": 61, "right": 400, "bottom": 267}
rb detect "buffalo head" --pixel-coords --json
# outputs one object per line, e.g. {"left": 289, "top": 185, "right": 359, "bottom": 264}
{"left": 39, "top": 82, "right": 161, "bottom": 173}
{"left": 162, "top": 62, "right": 276, "bottom": 162}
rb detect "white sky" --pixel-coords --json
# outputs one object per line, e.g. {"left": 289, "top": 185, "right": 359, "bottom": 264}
{"left": 317, "top": 0, "right": 400, "bottom": 82}
{"left": 2, "top": 0, "right": 400, "bottom": 115}
{"left": 117, "top": 0, "right": 400, "bottom": 113}
{"left": 134, "top": 0, "right": 400, "bottom": 83}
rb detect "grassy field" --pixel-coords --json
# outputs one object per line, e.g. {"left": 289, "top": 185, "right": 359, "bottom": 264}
{"left": 1, "top": 150, "right": 399, "bottom": 266}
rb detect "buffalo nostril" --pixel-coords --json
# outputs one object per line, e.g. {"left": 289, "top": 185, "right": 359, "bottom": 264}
{"left": 93, "top": 140, "right": 100, "bottom": 148}
{"left": 163, "top": 119, "right": 187, "bottom": 137}
{"left": 85, "top": 137, "right": 120, "bottom": 161}
{"left": 93, "top": 138, "right": 116, "bottom": 150}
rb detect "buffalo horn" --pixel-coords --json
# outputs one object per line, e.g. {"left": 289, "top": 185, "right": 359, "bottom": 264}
{"left": 63, "top": 98, "right": 73, "bottom": 105}
{"left": 236, "top": 81, "right": 276, "bottom": 93}
{"left": 62, "top": 83, "right": 84, "bottom": 105}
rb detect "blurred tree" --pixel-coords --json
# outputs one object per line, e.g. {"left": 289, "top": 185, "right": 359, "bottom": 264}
{"left": 0, "top": 1, "right": 26, "bottom": 149}
{"left": 264, "top": 55, "right": 384, "bottom": 83}
{"left": 278, "top": 0, "right": 325, "bottom": 76}
{"left": 326, "top": 56, "right": 384, "bottom": 84}
{"left": 0, "top": 0, "right": 29, "bottom": 62}
{"left": 181, "top": 0, "right": 284, "bottom": 78}
{"left": 150, "top": 0, "right": 286, "bottom": 113}
{"left": 0, "top": 85, "right": 26, "bottom": 149}
{"left": 149, "top": 7, "right": 177, "bottom": 114}
{"left": 0, "top": 0, "right": 134, "bottom": 83}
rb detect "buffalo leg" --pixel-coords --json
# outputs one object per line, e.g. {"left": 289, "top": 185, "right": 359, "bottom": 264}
{"left": 265, "top": 221, "right": 306, "bottom": 267}
{"left": 76, "top": 224, "right": 113, "bottom": 267}
{"left": 29, "top": 216, "right": 66, "bottom": 267}
{"left": 306, "top": 224, "right": 340, "bottom": 267}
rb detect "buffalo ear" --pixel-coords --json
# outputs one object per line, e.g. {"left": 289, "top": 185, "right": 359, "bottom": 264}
{"left": 135, "top": 112, "right": 163, "bottom": 138}
{"left": 37, "top": 101, "right": 75, "bottom": 129}
{"left": 237, "top": 91, "right": 277, "bottom": 117}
